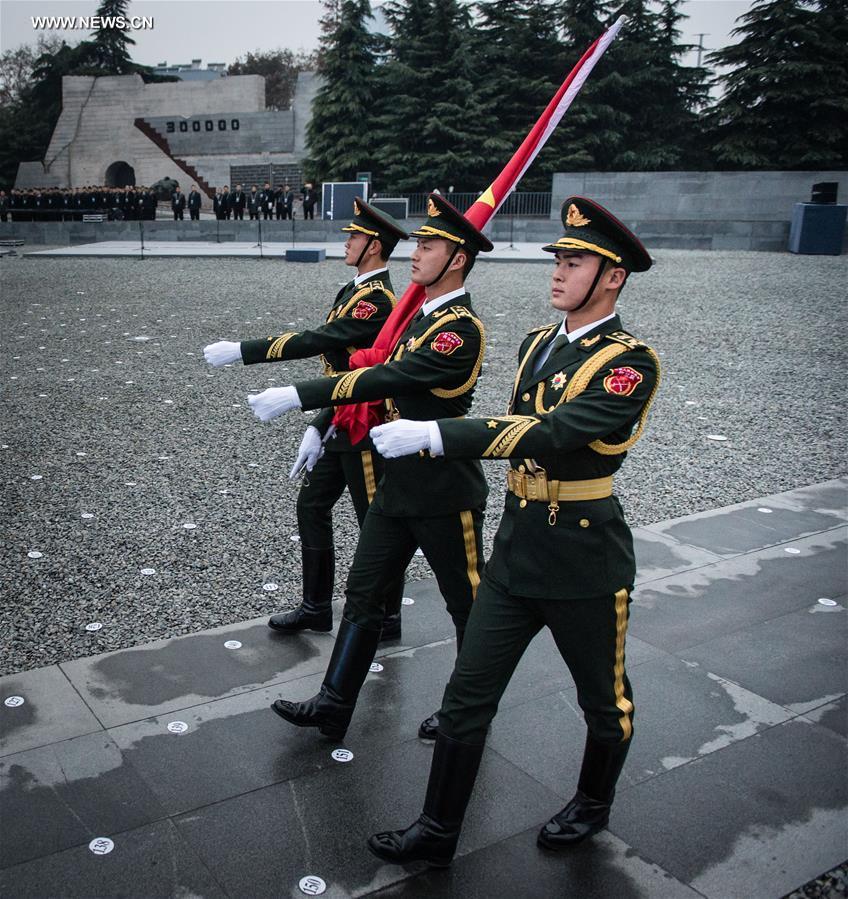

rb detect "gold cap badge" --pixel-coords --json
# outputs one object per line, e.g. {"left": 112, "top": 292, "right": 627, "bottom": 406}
{"left": 566, "top": 203, "right": 591, "bottom": 227}
{"left": 427, "top": 198, "right": 441, "bottom": 217}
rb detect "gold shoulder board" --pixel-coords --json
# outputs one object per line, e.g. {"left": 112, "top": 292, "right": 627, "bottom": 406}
{"left": 449, "top": 305, "right": 474, "bottom": 319}
{"left": 606, "top": 330, "right": 646, "bottom": 350}
{"left": 528, "top": 323, "right": 557, "bottom": 335}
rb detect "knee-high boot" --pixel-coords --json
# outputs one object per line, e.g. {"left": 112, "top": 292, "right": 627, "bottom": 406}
{"left": 538, "top": 732, "right": 631, "bottom": 849}
{"left": 368, "top": 731, "right": 485, "bottom": 867}
{"left": 271, "top": 617, "right": 380, "bottom": 740}
{"left": 418, "top": 627, "right": 464, "bottom": 740}
{"left": 378, "top": 573, "right": 405, "bottom": 642}
{"left": 268, "top": 545, "right": 334, "bottom": 633}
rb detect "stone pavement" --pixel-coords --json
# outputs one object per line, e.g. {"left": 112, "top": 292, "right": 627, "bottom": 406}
{"left": 24, "top": 239, "right": 549, "bottom": 262}
{"left": 1, "top": 480, "right": 846, "bottom": 898}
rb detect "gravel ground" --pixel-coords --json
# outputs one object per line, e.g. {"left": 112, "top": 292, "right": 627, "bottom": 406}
{"left": 1, "top": 248, "right": 846, "bottom": 678}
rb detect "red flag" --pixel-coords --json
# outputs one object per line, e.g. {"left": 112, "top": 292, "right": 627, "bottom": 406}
{"left": 335, "top": 17, "right": 626, "bottom": 444}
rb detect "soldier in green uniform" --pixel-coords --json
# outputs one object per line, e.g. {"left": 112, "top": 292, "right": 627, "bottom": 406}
{"left": 366, "top": 196, "right": 661, "bottom": 866}
{"left": 203, "top": 199, "right": 409, "bottom": 640}
{"left": 247, "top": 193, "right": 493, "bottom": 741}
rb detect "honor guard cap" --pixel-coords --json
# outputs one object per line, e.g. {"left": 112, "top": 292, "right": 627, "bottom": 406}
{"left": 342, "top": 198, "right": 409, "bottom": 254}
{"left": 409, "top": 193, "right": 494, "bottom": 254}
{"left": 543, "top": 197, "right": 652, "bottom": 272}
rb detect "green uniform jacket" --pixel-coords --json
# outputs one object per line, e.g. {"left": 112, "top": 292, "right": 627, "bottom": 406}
{"left": 437, "top": 314, "right": 660, "bottom": 600}
{"left": 295, "top": 294, "right": 489, "bottom": 517}
{"left": 240, "top": 274, "right": 397, "bottom": 452}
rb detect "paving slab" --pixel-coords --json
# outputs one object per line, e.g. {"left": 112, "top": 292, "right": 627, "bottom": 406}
{"left": 632, "top": 526, "right": 723, "bottom": 585}
{"left": 1, "top": 482, "right": 845, "bottom": 898}
{"left": 610, "top": 718, "right": 848, "bottom": 899}
{"left": 0, "top": 730, "right": 165, "bottom": 869}
{"left": 367, "top": 827, "right": 703, "bottom": 899}
{"left": 644, "top": 480, "right": 846, "bottom": 557}
{"left": 487, "top": 652, "right": 793, "bottom": 796}
{"left": 678, "top": 596, "right": 847, "bottom": 714}
{"left": 0, "top": 819, "right": 225, "bottom": 898}
{"left": 173, "top": 739, "right": 561, "bottom": 898}
{"left": 630, "top": 527, "right": 847, "bottom": 652}
{"left": 60, "top": 580, "right": 454, "bottom": 730}
{"left": 0, "top": 665, "right": 103, "bottom": 757}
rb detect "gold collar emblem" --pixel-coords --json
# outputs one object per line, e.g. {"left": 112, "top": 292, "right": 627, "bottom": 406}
{"left": 580, "top": 334, "right": 601, "bottom": 348}
{"left": 427, "top": 198, "right": 441, "bottom": 217}
{"left": 550, "top": 371, "right": 568, "bottom": 391}
{"left": 566, "top": 203, "right": 591, "bottom": 227}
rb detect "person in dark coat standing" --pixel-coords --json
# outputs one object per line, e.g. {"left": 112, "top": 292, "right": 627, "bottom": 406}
{"left": 247, "top": 185, "right": 260, "bottom": 220}
{"left": 301, "top": 182, "right": 317, "bottom": 220}
{"left": 213, "top": 188, "right": 227, "bottom": 220}
{"left": 188, "top": 185, "right": 202, "bottom": 221}
{"left": 171, "top": 187, "right": 186, "bottom": 221}
{"left": 230, "top": 184, "right": 245, "bottom": 221}
{"left": 281, "top": 183, "right": 295, "bottom": 220}
{"left": 366, "top": 197, "right": 661, "bottom": 868}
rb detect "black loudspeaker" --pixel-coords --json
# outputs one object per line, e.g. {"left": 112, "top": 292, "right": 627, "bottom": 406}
{"left": 811, "top": 182, "right": 838, "bottom": 204}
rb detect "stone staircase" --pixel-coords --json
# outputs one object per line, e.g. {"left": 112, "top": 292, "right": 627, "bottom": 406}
{"left": 133, "top": 119, "right": 214, "bottom": 198}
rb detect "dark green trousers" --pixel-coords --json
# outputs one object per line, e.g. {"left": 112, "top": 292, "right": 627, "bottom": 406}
{"left": 296, "top": 448, "right": 403, "bottom": 616}
{"left": 342, "top": 498, "right": 485, "bottom": 634}
{"left": 440, "top": 572, "right": 635, "bottom": 745}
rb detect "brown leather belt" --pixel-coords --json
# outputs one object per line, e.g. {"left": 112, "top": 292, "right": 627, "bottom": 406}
{"left": 507, "top": 470, "right": 613, "bottom": 503}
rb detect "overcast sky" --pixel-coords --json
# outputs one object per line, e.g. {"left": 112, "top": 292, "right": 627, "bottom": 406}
{"left": 1, "top": 0, "right": 751, "bottom": 68}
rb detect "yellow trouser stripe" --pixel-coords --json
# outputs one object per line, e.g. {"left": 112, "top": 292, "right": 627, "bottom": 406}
{"left": 613, "top": 587, "right": 633, "bottom": 741}
{"left": 361, "top": 451, "right": 376, "bottom": 503}
{"left": 460, "top": 510, "right": 480, "bottom": 601}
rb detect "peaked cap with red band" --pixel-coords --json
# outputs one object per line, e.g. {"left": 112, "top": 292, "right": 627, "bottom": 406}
{"left": 543, "top": 196, "right": 652, "bottom": 273}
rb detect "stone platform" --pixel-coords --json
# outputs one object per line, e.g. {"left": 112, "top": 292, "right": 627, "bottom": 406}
{"left": 1, "top": 480, "right": 846, "bottom": 898}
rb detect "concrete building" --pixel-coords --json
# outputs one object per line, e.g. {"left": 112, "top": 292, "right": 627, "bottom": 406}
{"left": 14, "top": 70, "right": 321, "bottom": 202}
{"left": 152, "top": 60, "right": 228, "bottom": 81}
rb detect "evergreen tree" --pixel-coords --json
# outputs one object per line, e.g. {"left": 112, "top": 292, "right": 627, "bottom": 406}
{"left": 374, "top": 0, "right": 492, "bottom": 194}
{"left": 304, "top": 0, "right": 382, "bottom": 183}
{"left": 706, "top": 0, "right": 847, "bottom": 169}
{"left": 550, "top": 0, "right": 708, "bottom": 171}
{"left": 470, "top": 0, "right": 567, "bottom": 190}
{"left": 91, "top": 0, "right": 137, "bottom": 74}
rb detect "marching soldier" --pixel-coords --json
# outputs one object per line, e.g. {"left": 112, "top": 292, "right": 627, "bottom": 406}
{"left": 367, "top": 197, "right": 661, "bottom": 866}
{"left": 247, "top": 193, "right": 492, "bottom": 742}
{"left": 204, "top": 199, "right": 410, "bottom": 643}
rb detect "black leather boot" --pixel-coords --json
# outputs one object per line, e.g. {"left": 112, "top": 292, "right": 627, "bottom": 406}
{"left": 418, "top": 627, "right": 464, "bottom": 740}
{"left": 368, "top": 732, "right": 485, "bottom": 867}
{"left": 268, "top": 545, "right": 334, "bottom": 633}
{"left": 538, "top": 733, "right": 631, "bottom": 849}
{"left": 271, "top": 617, "right": 380, "bottom": 740}
{"left": 378, "top": 574, "right": 405, "bottom": 642}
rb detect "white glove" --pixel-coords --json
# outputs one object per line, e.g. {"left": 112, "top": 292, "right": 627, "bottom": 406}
{"left": 248, "top": 386, "right": 302, "bottom": 421}
{"left": 289, "top": 426, "right": 324, "bottom": 479}
{"left": 370, "top": 420, "right": 433, "bottom": 459}
{"left": 203, "top": 340, "right": 242, "bottom": 367}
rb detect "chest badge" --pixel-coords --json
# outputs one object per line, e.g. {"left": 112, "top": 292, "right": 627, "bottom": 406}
{"left": 550, "top": 371, "right": 568, "bottom": 391}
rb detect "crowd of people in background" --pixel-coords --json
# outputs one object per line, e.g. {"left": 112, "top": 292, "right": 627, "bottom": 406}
{"left": 1, "top": 186, "right": 159, "bottom": 221}
{"left": 0, "top": 181, "right": 321, "bottom": 224}
{"left": 208, "top": 182, "right": 318, "bottom": 221}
